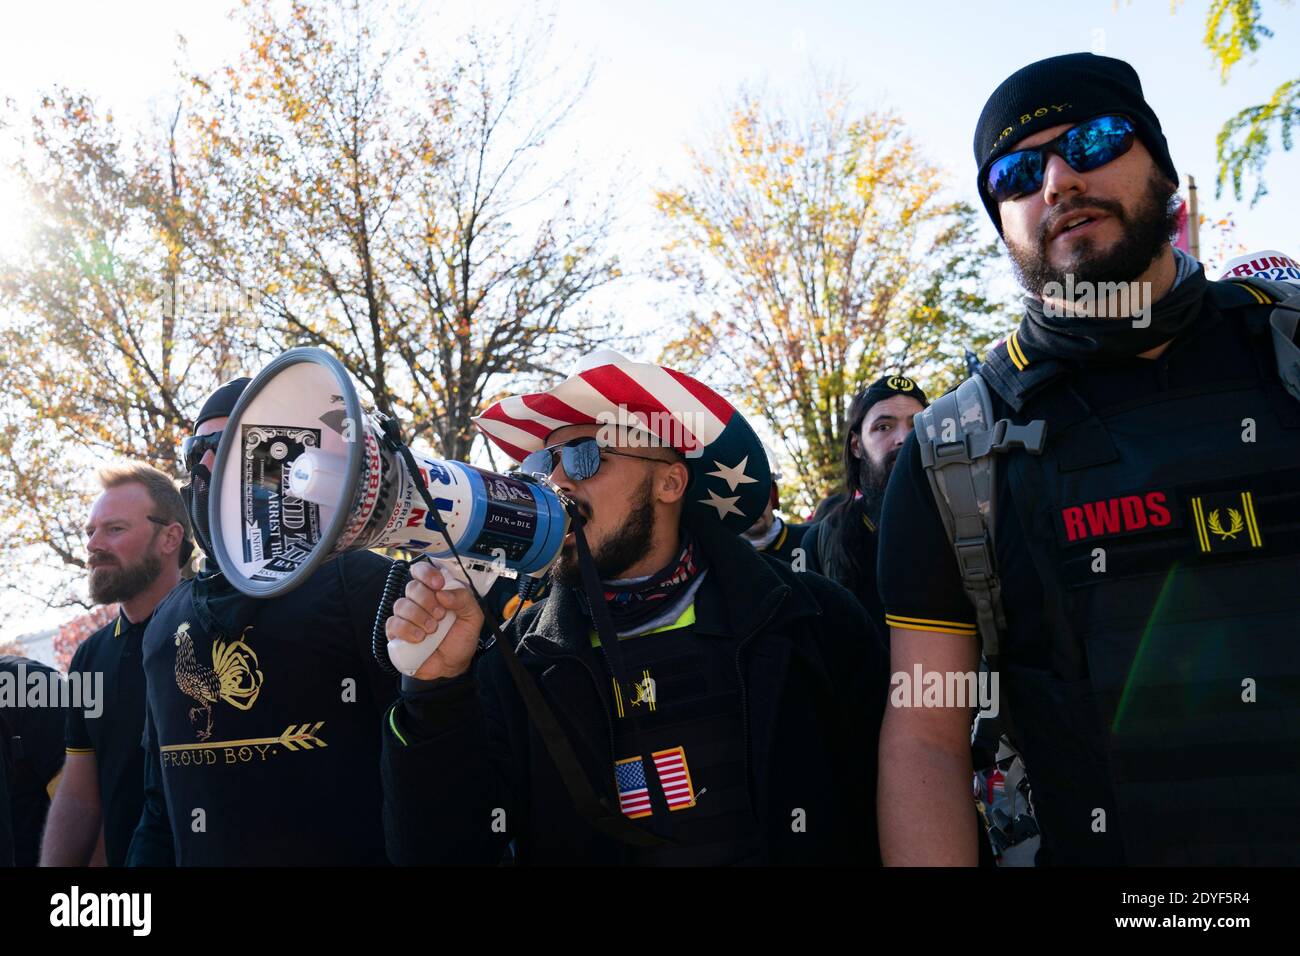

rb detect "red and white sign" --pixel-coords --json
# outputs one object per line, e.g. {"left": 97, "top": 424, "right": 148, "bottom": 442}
{"left": 1219, "top": 250, "right": 1300, "bottom": 282}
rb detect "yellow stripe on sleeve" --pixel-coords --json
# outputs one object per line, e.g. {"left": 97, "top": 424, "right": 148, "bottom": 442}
{"left": 885, "top": 613, "right": 979, "bottom": 636}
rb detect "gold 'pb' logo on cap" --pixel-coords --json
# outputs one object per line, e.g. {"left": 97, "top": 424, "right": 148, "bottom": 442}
{"left": 887, "top": 376, "right": 914, "bottom": 391}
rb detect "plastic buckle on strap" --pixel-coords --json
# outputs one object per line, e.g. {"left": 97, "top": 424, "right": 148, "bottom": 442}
{"left": 919, "top": 419, "right": 1047, "bottom": 470}
{"left": 987, "top": 419, "right": 1046, "bottom": 456}
{"left": 954, "top": 535, "right": 997, "bottom": 584}
{"left": 921, "top": 437, "right": 973, "bottom": 469}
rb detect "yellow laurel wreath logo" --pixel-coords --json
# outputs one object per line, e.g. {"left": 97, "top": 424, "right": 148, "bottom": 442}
{"left": 1207, "top": 508, "right": 1244, "bottom": 540}
{"left": 887, "top": 376, "right": 914, "bottom": 391}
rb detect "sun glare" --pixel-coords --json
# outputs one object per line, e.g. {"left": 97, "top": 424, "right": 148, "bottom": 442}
{"left": 0, "top": 173, "right": 34, "bottom": 261}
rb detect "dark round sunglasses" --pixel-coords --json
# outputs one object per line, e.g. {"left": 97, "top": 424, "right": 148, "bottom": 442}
{"left": 181, "top": 431, "right": 223, "bottom": 472}
{"left": 521, "top": 437, "right": 676, "bottom": 482}
{"left": 984, "top": 114, "right": 1136, "bottom": 204}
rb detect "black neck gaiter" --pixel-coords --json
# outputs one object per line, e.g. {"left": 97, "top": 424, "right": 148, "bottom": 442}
{"left": 1015, "top": 265, "right": 1208, "bottom": 363}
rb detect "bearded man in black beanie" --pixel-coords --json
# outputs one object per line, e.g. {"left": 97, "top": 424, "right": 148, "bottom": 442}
{"left": 804, "top": 374, "right": 927, "bottom": 634}
{"left": 877, "top": 53, "right": 1300, "bottom": 865}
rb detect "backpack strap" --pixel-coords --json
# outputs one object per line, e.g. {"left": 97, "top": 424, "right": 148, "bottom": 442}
{"left": 914, "top": 374, "right": 1046, "bottom": 659}
{"left": 1211, "top": 277, "right": 1300, "bottom": 403}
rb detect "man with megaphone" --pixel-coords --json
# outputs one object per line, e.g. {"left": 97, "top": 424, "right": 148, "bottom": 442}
{"left": 381, "top": 349, "right": 890, "bottom": 865}
{"left": 127, "top": 379, "right": 399, "bottom": 866}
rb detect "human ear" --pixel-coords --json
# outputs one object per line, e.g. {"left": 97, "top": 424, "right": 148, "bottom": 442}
{"left": 657, "top": 461, "right": 690, "bottom": 504}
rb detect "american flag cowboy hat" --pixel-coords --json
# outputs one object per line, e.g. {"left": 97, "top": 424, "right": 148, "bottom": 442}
{"left": 474, "top": 349, "right": 772, "bottom": 532}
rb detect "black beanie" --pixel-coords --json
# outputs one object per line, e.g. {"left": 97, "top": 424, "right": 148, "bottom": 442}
{"left": 193, "top": 377, "right": 251, "bottom": 431}
{"left": 861, "top": 374, "right": 928, "bottom": 414}
{"left": 973, "top": 53, "right": 1177, "bottom": 234}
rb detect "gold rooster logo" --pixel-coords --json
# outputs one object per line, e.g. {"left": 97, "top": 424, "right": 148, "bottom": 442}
{"left": 629, "top": 673, "right": 656, "bottom": 710}
{"left": 172, "top": 621, "right": 265, "bottom": 741}
{"left": 1207, "top": 508, "right": 1245, "bottom": 541}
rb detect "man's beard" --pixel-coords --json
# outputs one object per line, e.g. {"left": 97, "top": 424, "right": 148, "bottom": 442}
{"left": 1006, "top": 170, "right": 1179, "bottom": 298}
{"left": 554, "top": 475, "right": 657, "bottom": 585}
{"left": 89, "top": 551, "right": 164, "bottom": 605}
{"left": 858, "top": 447, "right": 900, "bottom": 524}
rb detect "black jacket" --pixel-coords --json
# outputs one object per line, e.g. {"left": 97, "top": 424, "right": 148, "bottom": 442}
{"left": 802, "top": 503, "right": 885, "bottom": 633}
{"left": 382, "top": 516, "right": 889, "bottom": 865}
{"left": 1, "top": 656, "right": 67, "bottom": 867}
{"left": 754, "top": 518, "right": 810, "bottom": 565}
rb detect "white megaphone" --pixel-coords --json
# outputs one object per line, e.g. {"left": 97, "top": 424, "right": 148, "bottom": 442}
{"left": 208, "top": 347, "right": 570, "bottom": 675}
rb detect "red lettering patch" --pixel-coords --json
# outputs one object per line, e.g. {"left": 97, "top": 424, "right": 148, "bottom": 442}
{"left": 1058, "top": 491, "right": 1180, "bottom": 544}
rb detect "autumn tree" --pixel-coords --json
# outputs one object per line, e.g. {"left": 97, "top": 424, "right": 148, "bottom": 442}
{"left": 654, "top": 84, "right": 1003, "bottom": 508}
{"left": 0, "top": 1, "right": 620, "bottom": 621}
{"left": 187, "top": 0, "right": 621, "bottom": 460}
{"left": 0, "top": 91, "right": 254, "bottom": 615}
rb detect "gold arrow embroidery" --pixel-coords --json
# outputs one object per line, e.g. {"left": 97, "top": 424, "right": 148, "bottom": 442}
{"left": 277, "top": 722, "right": 327, "bottom": 751}
{"left": 160, "top": 722, "right": 327, "bottom": 753}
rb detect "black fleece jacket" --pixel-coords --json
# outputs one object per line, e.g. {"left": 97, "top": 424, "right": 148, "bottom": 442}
{"left": 381, "top": 515, "right": 889, "bottom": 865}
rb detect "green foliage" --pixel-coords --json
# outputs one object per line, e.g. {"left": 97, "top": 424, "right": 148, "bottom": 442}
{"left": 1202, "top": 0, "right": 1298, "bottom": 204}
{"left": 1205, "top": 0, "right": 1274, "bottom": 81}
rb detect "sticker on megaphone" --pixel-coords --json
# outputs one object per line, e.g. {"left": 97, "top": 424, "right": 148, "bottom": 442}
{"left": 208, "top": 348, "right": 569, "bottom": 673}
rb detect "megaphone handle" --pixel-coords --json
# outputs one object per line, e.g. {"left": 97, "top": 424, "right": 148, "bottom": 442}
{"left": 386, "top": 558, "right": 469, "bottom": 677}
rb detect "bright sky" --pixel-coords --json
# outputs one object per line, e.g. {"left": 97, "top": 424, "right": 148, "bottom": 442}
{"left": 2, "top": 0, "right": 1298, "bottom": 635}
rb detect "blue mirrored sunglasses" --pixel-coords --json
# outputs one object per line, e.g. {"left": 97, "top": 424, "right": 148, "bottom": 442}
{"left": 521, "top": 437, "right": 676, "bottom": 482}
{"left": 984, "top": 115, "right": 1136, "bottom": 204}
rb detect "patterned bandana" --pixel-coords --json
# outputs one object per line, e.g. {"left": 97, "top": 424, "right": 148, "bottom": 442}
{"left": 577, "top": 533, "right": 708, "bottom": 634}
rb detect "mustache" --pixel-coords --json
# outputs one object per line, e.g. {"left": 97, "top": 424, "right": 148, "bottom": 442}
{"left": 1038, "top": 196, "right": 1126, "bottom": 246}
{"left": 563, "top": 496, "right": 594, "bottom": 522}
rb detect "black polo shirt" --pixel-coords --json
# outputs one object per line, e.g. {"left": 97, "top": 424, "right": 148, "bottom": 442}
{"left": 2, "top": 656, "right": 68, "bottom": 866}
{"left": 65, "top": 612, "right": 150, "bottom": 867}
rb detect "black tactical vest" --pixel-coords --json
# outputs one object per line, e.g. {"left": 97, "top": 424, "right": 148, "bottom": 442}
{"left": 986, "top": 283, "right": 1300, "bottom": 865}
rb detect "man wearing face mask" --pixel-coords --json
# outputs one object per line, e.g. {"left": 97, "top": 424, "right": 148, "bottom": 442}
{"left": 380, "top": 350, "right": 888, "bottom": 865}
{"left": 127, "top": 379, "right": 398, "bottom": 865}
{"left": 802, "top": 374, "right": 927, "bottom": 630}
{"left": 877, "top": 53, "right": 1300, "bottom": 865}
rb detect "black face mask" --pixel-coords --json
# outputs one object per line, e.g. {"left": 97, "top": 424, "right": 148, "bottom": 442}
{"left": 1016, "top": 265, "right": 1208, "bottom": 363}
{"left": 182, "top": 463, "right": 214, "bottom": 562}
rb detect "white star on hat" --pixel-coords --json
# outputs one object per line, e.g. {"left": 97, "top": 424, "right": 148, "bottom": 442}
{"left": 706, "top": 456, "right": 757, "bottom": 492}
{"left": 699, "top": 488, "right": 744, "bottom": 519}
